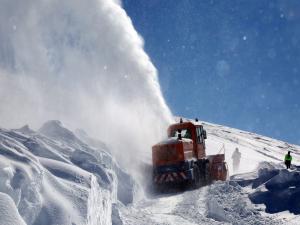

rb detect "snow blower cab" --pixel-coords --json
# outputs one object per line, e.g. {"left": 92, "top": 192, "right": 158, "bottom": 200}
{"left": 152, "top": 119, "right": 228, "bottom": 188}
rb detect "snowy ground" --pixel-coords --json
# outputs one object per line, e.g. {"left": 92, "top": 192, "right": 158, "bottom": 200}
{"left": 0, "top": 120, "right": 299, "bottom": 225}
{"left": 118, "top": 181, "right": 285, "bottom": 225}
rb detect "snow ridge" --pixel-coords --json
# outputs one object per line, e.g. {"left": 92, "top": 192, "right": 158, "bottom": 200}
{"left": 0, "top": 121, "right": 135, "bottom": 225}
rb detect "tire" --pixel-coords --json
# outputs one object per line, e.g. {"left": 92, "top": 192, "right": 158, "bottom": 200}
{"left": 204, "top": 162, "right": 211, "bottom": 184}
{"left": 153, "top": 183, "right": 164, "bottom": 193}
{"left": 197, "top": 160, "right": 210, "bottom": 185}
{"left": 191, "top": 164, "right": 201, "bottom": 189}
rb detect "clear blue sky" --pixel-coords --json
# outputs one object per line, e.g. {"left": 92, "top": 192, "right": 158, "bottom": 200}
{"left": 123, "top": 0, "right": 300, "bottom": 145}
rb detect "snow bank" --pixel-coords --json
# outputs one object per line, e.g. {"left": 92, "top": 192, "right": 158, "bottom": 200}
{"left": 232, "top": 163, "right": 300, "bottom": 215}
{"left": 0, "top": 121, "right": 135, "bottom": 225}
{"left": 207, "top": 181, "right": 281, "bottom": 224}
{"left": 228, "top": 162, "right": 300, "bottom": 222}
{"left": 39, "top": 120, "right": 135, "bottom": 204}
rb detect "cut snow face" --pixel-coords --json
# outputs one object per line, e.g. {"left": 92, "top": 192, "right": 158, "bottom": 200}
{"left": 232, "top": 162, "right": 300, "bottom": 215}
{"left": 0, "top": 121, "right": 135, "bottom": 225}
{"left": 0, "top": 0, "right": 173, "bottom": 178}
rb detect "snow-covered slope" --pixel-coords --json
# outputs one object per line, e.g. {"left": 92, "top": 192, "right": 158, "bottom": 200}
{"left": 1, "top": 119, "right": 299, "bottom": 225}
{"left": 203, "top": 121, "right": 300, "bottom": 175}
{"left": 0, "top": 120, "right": 135, "bottom": 225}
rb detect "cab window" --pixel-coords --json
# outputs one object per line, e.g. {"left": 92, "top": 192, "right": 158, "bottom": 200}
{"left": 171, "top": 129, "right": 192, "bottom": 139}
{"left": 196, "top": 127, "right": 203, "bottom": 143}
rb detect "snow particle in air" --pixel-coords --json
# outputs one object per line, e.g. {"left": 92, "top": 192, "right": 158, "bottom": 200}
{"left": 292, "top": 68, "right": 298, "bottom": 74}
{"left": 268, "top": 49, "right": 277, "bottom": 59}
{"left": 242, "top": 36, "right": 247, "bottom": 41}
{"left": 216, "top": 60, "right": 230, "bottom": 77}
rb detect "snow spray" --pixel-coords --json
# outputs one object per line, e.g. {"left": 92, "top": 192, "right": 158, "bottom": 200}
{"left": 0, "top": 0, "right": 173, "bottom": 189}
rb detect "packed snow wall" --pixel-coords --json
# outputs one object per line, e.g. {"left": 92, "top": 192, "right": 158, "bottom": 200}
{"left": 0, "top": 0, "right": 173, "bottom": 173}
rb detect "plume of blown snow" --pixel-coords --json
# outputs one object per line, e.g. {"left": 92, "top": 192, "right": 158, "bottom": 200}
{"left": 0, "top": 0, "right": 173, "bottom": 176}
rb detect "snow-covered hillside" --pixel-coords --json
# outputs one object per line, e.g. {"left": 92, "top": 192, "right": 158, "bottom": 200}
{"left": 203, "top": 121, "right": 300, "bottom": 175}
{"left": 1, "top": 120, "right": 300, "bottom": 225}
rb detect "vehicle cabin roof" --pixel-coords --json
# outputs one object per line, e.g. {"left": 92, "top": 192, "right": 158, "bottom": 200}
{"left": 167, "top": 121, "right": 203, "bottom": 135}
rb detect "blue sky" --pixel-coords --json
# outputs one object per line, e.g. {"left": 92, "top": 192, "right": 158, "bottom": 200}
{"left": 123, "top": 0, "right": 300, "bottom": 145}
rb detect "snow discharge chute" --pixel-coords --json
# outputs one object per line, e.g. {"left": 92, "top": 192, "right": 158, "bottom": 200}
{"left": 0, "top": 0, "right": 173, "bottom": 169}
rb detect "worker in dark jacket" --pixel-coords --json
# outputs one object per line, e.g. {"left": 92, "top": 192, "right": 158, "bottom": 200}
{"left": 284, "top": 151, "right": 292, "bottom": 169}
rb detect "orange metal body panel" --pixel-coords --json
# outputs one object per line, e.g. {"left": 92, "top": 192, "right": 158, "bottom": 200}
{"left": 167, "top": 122, "right": 206, "bottom": 160}
{"left": 207, "top": 154, "right": 228, "bottom": 181}
{"left": 152, "top": 141, "right": 194, "bottom": 167}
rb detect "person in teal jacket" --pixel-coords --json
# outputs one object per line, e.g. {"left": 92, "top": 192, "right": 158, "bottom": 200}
{"left": 284, "top": 151, "right": 292, "bottom": 169}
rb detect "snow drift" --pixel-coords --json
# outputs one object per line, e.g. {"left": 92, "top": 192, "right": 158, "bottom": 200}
{"left": 0, "top": 120, "right": 135, "bottom": 225}
{"left": 0, "top": 0, "right": 172, "bottom": 175}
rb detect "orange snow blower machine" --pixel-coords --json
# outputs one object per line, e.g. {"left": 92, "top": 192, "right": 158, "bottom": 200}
{"left": 152, "top": 118, "right": 228, "bottom": 188}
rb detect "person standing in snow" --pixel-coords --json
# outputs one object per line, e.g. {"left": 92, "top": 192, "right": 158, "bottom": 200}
{"left": 232, "top": 147, "right": 241, "bottom": 172}
{"left": 284, "top": 151, "right": 292, "bottom": 169}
